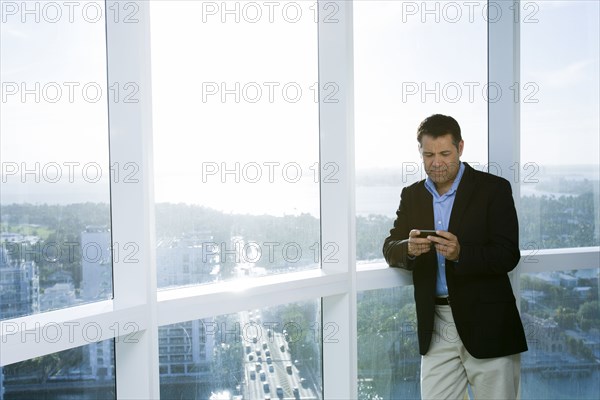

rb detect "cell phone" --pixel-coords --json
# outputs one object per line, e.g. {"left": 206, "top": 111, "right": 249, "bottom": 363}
{"left": 417, "top": 230, "right": 440, "bottom": 239}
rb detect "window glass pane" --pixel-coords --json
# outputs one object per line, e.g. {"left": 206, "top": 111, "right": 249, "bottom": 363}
{"left": 357, "top": 286, "right": 419, "bottom": 399}
{"left": 353, "top": 0, "right": 488, "bottom": 263}
{"left": 520, "top": 268, "right": 600, "bottom": 399}
{"left": 520, "top": 1, "right": 600, "bottom": 250}
{"left": 0, "top": 1, "right": 112, "bottom": 319}
{"left": 0, "top": 340, "right": 115, "bottom": 400}
{"left": 149, "top": 1, "right": 320, "bottom": 289}
{"left": 159, "top": 300, "right": 322, "bottom": 399}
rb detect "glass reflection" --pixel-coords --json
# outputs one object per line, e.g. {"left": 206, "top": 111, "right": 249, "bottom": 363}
{"left": 520, "top": 268, "right": 600, "bottom": 399}
{"left": 0, "top": 340, "right": 115, "bottom": 400}
{"left": 159, "top": 301, "right": 322, "bottom": 399}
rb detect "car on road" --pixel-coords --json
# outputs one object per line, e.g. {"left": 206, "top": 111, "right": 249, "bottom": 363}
{"left": 263, "top": 383, "right": 270, "bottom": 393}
{"left": 250, "top": 370, "right": 256, "bottom": 380}
{"left": 276, "top": 386, "right": 284, "bottom": 398}
{"left": 293, "top": 387, "right": 300, "bottom": 399}
{"left": 286, "top": 364, "right": 292, "bottom": 374}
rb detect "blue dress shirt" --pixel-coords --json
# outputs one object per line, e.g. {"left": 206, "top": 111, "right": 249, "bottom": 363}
{"left": 424, "top": 162, "right": 465, "bottom": 297}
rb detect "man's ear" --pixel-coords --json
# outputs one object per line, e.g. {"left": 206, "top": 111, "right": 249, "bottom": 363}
{"left": 458, "top": 140, "right": 464, "bottom": 157}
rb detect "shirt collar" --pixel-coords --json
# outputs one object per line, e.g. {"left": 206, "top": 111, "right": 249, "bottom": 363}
{"left": 425, "top": 161, "right": 465, "bottom": 198}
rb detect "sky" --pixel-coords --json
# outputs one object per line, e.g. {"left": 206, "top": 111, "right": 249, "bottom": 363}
{"left": 0, "top": 0, "right": 598, "bottom": 214}
{"left": 0, "top": 0, "right": 109, "bottom": 165}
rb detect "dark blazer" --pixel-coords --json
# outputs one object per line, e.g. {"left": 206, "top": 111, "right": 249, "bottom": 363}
{"left": 383, "top": 162, "right": 527, "bottom": 358}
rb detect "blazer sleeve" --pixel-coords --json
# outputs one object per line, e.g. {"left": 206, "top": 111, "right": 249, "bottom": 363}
{"left": 383, "top": 187, "right": 415, "bottom": 271}
{"left": 451, "top": 178, "right": 521, "bottom": 276}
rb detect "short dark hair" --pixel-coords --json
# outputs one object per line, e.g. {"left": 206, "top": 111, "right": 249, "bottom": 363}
{"left": 417, "top": 114, "right": 462, "bottom": 149}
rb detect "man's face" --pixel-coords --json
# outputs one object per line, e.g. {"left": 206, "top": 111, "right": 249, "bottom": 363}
{"left": 419, "top": 134, "right": 464, "bottom": 188}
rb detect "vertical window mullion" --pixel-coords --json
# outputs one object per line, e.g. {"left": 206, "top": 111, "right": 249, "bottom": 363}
{"left": 488, "top": 0, "right": 521, "bottom": 198}
{"left": 488, "top": 0, "right": 521, "bottom": 294}
{"left": 106, "top": 2, "right": 159, "bottom": 398}
{"left": 318, "top": 1, "right": 357, "bottom": 398}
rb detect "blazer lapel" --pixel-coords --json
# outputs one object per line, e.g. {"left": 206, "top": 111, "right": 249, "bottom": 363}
{"left": 416, "top": 182, "right": 435, "bottom": 228}
{"left": 448, "top": 162, "right": 476, "bottom": 234}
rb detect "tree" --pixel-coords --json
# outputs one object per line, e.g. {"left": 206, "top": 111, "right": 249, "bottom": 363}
{"left": 577, "top": 301, "right": 600, "bottom": 331}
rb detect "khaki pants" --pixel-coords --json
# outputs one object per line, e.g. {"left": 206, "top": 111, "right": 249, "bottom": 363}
{"left": 420, "top": 305, "right": 521, "bottom": 400}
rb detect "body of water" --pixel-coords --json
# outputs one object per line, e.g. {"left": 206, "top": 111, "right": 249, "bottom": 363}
{"left": 1, "top": 165, "right": 598, "bottom": 219}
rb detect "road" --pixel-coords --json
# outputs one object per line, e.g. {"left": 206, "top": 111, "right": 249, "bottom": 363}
{"left": 241, "top": 309, "right": 319, "bottom": 400}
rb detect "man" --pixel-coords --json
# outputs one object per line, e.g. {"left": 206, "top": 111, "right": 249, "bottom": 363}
{"left": 383, "top": 114, "right": 527, "bottom": 399}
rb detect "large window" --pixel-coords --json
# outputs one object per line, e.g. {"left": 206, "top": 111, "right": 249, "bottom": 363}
{"left": 354, "top": 0, "right": 488, "bottom": 264}
{"left": 520, "top": 268, "right": 599, "bottom": 399}
{"left": 520, "top": 0, "right": 600, "bottom": 250}
{"left": 1, "top": 1, "right": 115, "bottom": 395}
{"left": 357, "top": 286, "right": 419, "bottom": 400}
{"left": 159, "top": 301, "right": 322, "bottom": 399}
{"left": 354, "top": 3, "right": 488, "bottom": 396}
{"left": 1, "top": 1, "right": 598, "bottom": 399}
{"left": 0, "top": 1, "right": 112, "bottom": 315}
{"left": 519, "top": 2, "right": 600, "bottom": 397}
{"left": 150, "top": 0, "right": 320, "bottom": 289}
{"left": 148, "top": 2, "right": 326, "bottom": 397}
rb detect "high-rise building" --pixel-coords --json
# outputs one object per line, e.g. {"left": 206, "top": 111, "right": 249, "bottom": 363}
{"left": 159, "top": 319, "right": 215, "bottom": 398}
{"left": 156, "top": 232, "right": 219, "bottom": 288}
{"left": 79, "top": 227, "right": 114, "bottom": 385}
{"left": 0, "top": 246, "right": 39, "bottom": 320}
{"left": 156, "top": 232, "right": 218, "bottom": 396}
{"left": 85, "top": 340, "right": 115, "bottom": 381}
{"left": 80, "top": 226, "right": 112, "bottom": 302}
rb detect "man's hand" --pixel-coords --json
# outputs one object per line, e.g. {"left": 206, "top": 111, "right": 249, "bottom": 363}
{"left": 427, "top": 230, "right": 460, "bottom": 261}
{"left": 408, "top": 230, "right": 433, "bottom": 257}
